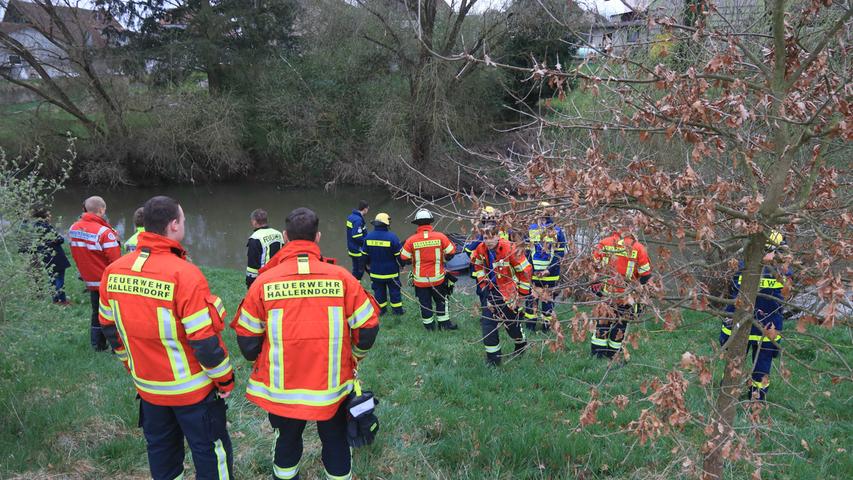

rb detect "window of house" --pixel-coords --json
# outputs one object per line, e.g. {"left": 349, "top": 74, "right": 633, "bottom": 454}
{"left": 627, "top": 29, "right": 640, "bottom": 43}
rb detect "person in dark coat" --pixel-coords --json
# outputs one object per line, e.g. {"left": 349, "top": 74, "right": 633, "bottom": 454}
{"left": 29, "top": 207, "right": 72, "bottom": 304}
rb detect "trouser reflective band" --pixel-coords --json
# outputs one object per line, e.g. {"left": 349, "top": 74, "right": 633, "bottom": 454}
{"left": 274, "top": 462, "right": 300, "bottom": 479}
{"left": 390, "top": 301, "right": 403, "bottom": 308}
{"left": 485, "top": 343, "right": 501, "bottom": 353}
{"left": 423, "top": 316, "right": 434, "bottom": 324}
{"left": 214, "top": 439, "right": 230, "bottom": 480}
{"left": 591, "top": 337, "right": 609, "bottom": 346}
{"left": 608, "top": 340, "right": 622, "bottom": 349}
{"left": 752, "top": 379, "right": 769, "bottom": 388}
{"left": 377, "top": 301, "right": 388, "bottom": 308}
{"left": 437, "top": 314, "right": 450, "bottom": 323}
{"left": 524, "top": 311, "right": 537, "bottom": 319}
{"left": 326, "top": 469, "right": 353, "bottom": 480}
{"left": 749, "top": 334, "right": 782, "bottom": 342}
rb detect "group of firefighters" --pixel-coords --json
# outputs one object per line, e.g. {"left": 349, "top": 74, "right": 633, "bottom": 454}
{"left": 58, "top": 194, "right": 790, "bottom": 480}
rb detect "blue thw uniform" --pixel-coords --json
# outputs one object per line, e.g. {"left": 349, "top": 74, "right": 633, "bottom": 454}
{"left": 361, "top": 224, "right": 404, "bottom": 315}
{"left": 346, "top": 210, "right": 367, "bottom": 280}
{"left": 721, "top": 261, "right": 792, "bottom": 400}
{"left": 524, "top": 219, "right": 567, "bottom": 331}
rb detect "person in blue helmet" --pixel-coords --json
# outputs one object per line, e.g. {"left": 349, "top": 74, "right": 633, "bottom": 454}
{"left": 720, "top": 230, "right": 793, "bottom": 401}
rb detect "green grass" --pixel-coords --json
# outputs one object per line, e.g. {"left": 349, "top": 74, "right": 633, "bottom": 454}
{"left": 1, "top": 267, "right": 850, "bottom": 479}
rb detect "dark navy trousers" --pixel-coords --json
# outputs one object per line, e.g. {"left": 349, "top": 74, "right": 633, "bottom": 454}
{"left": 139, "top": 391, "right": 233, "bottom": 480}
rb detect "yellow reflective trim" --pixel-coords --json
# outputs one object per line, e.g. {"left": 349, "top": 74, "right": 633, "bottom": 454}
{"left": 638, "top": 263, "right": 651, "bottom": 274}
{"left": 749, "top": 334, "right": 782, "bottom": 342}
{"left": 413, "top": 239, "right": 441, "bottom": 249}
{"left": 325, "top": 469, "right": 353, "bottom": 480}
{"left": 181, "top": 307, "right": 213, "bottom": 335}
{"left": 264, "top": 280, "right": 343, "bottom": 301}
{"left": 591, "top": 337, "right": 609, "bottom": 346}
{"left": 400, "top": 248, "right": 411, "bottom": 259}
{"left": 347, "top": 251, "right": 362, "bottom": 257}
{"left": 721, "top": 326, "right": 732, "bottom": 336}
{"left": 110, "top": 300, "right": 134, "bottom": 373}
{"left": 268, "top": 309, "right": 285, "bottom": 390}
{"left": 369, "top": 272, "right": 399, "bottom": 279}
{"left": 297, "top": 256, "right": 311, "bottom": 275}
{"left": 434, "top": 248, "right": 441, "bottom": 277}
{"left": 247, "top": 378, "right": 353, "bottom": 406}
{"left": 532, "top": 275, "right": 559, "bottom": 281}
{"left": 214, "top": 438, "right": 230, "bottom": 480}
{"left": 204, "top": 357, "right": 233, "bottom": 379}
{"left": 99, "top": 301, "right": 113, "bottom": 321}
{"left": 246, "top": 267, "right": 259, "bottom": 274}
{"left": 737, "top": 275, "right": 784, "bottom": 289}
{"left": 159, "top": 308, "right": 191, "bottom": 380}
{"left": 238, "top": 308, "right": 265, "bottom": 334}
{"left": 625, "top": 260, "right": 635, "bottom": 279}
{"left": 514, "top": 259, "right": 531, "bottom": 272}
{"left": 274, "top": 461, "right": 300, "bottom": 480}
{"left": 328, "top": 307, "right": 344, "bottom": 389}
{"left": 132, "top": 371, "right": 212, "bottom": 395}
{"left": 131, "top": 250, "right": 149, "bottom": 273}
{"left": 346, "top": 221, "right": 353, "bottom": 228}
{"left": 347, "top": 299, "right": 375, "bottom": 329}
{"left": 485, "top": 343, "right": 501, "bottom": 353}
{"left": 366, "top": 239, "right": 391, "bottom": 247}
{"left": 107, "top": 274, "right": 174, "bottom": 301}
{"left": 443, "top": 243, "right": 455, "bottom": 254}
{"left": 351, "top": 233, "right": 364, "bottom": 239}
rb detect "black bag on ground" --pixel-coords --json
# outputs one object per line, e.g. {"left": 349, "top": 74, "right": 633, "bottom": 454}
{"left": 346, "top": 384, "right": 379, "bottom": 448}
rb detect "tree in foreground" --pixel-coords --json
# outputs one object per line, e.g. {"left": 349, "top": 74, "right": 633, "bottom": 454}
{"left": 399, "top": 0, "right": 851, "bottom": 477}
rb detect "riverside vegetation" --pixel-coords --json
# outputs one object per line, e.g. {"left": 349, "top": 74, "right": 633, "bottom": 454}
{"left": 0, "top": 266, "right": 849, "bottom": 479}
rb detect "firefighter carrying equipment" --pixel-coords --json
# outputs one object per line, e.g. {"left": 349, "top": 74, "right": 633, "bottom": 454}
{"left": 70, "top": 212, "right": 122, "bottom": 290}
{"left": 247, "top": 226, "right": 284, "bottom": 287}
{"left": 346, "top": 379, "right": 379, "bottom": 448}
{"left": 98, "top": 232, "right": 235, "bottom": 407}
{"left": 232, "top": 239, "right": 380, "bottom": 421}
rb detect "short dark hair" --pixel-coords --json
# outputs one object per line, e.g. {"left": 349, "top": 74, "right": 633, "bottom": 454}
{"left": 133, "top": 207, "right": 145, "bottom": 227}
{"left": 285, "top": 207, "right": 319, "bottom": 241}
{"left": 143, "top": 196, "right": 181, "bottom": 235}
{"left": 357, "top": 200, "right": 369, "bottom": 211}
{"left": 251, "top": 208, "right": 268, "bottom": 225}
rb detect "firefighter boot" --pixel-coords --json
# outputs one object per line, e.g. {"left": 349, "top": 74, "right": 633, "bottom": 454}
{"left": 486, "top": 352, "right": 501, "bottom": 367}
{"left": 437, "top": 319, "right": 459, "bottom": 330}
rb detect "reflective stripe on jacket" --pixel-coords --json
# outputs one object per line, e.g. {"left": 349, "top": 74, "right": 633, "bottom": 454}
{"left": 526, "top": 219, "right": 567, "bottom": 281}
{"left": 69, "top": 212, "right": 122, "bottom": 290}
{"left": 345, "top": 210, "right": 366, "bottom": 256}
{"left": 360, "top": 225, "right": 402, "bottom": 279}
{"left": 232, "top": 240, "right": 380, "bottom": 421}
{"left": 723, "top": 261, "right": 792, "bottom": 337}
{"left": 470, "top": 238, "right": 532, "bottom": 300}
{"left": 593, "top": 232, "right": 651, "bottom": 294}
{"left": 400, "top": 225, "right": 456, "bottom": 287}
{"left": 99, "top": 232, "right": 232, "bottom": 406}
{"left": 125, "top": 227, "right": 144, "bottom": 253}
{"left": 247, "top": 226, "right": 283, "bottom": 279}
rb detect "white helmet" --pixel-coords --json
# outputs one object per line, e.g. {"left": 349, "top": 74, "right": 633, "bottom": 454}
{"left": 413, "top": 208, "right": 434, "bottom": 224}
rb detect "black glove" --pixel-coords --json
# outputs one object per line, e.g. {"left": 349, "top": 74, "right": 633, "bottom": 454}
{"left": 346, "top": 389, "right": 379, "bottom": 448}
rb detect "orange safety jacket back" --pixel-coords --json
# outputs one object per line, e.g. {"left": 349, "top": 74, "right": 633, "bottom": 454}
{"left": 593, "top": 232, "right": 651, "bottom": 295}
{"left": 400, "top": 225, "right": 456, "bottom": 287}
{"left": 470, "top": 239, "right": 532, "bottom": 300}
{"left": 69, "top": 212, "right": 122, "bottom": 290}
{"left": 98, "top": 232, "right": 233, "bottom": 406}
{"left": 232, "top": 240, "right": 379, "bottom": 421}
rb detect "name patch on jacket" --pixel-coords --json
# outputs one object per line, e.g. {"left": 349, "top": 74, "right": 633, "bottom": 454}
{"left": 264, "top": 279, "right": 344, "bottom": 301}
{"left": 106, "top": 274, "right": 175, "bottom": 300}
{"left": 413, "top": 239, "right": 441, "bottom": 249}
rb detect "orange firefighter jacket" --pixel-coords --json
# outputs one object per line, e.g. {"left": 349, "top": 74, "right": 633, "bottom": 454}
{"left": 470, "top": 238, "right": 533, "bottom": 300}
{"left": 69, "top": 212, "right": 122, "bottom": 290}
{"left": 400, "top": 225, "right": 456, "bottom": 287}
{"left": 98, "top": 232, "right": 233, "bottom": 406}
{"left": 593, "top": 232, "right": 652, "bottom": 294}
{"left": 232, "top": 240, "right": 379, "bottom": 421}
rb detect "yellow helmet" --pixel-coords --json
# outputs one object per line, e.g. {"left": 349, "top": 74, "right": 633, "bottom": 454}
{"left": 765, "top": 229, "right": 784, "bottom": 250}
{"left": 373, "top": 212, "right": 390, "bottom": 226}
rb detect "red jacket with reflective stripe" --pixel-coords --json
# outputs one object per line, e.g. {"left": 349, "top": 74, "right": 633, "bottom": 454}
{"left": 98, "top": 233, "right": 232, "bottom": 406}
{"left": 400, "top": 225, "right": 456, "bottom": 287}
{"left": 470, "top": 239, "right": 532, "bottom": 300}
{"left": 593, "top": 232, "right": 652, "bottom": 294}
{"left": 69, "top": 213, "right": 121, "bottom": 290}
{"left": 232, "top": 240, "right": 380, "bottom": 421}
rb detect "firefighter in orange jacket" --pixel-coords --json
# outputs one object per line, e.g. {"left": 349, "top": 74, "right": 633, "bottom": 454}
{"left": 590, "top": 229, "right": 652, "bottom": 358}
{"left": 232, "top": 207, "right": 380, "bottom": 480}
{"left": 98, "top": 196, "right": 235, "bottom": 480}
{"left": 470, "top": 224, "right": 533, "bottom": 366}
{"left": 70, "top": 195, "right": 122, "bottom": 351}
{"left": 400, "top": 208, "right": 459, "bottom": 331}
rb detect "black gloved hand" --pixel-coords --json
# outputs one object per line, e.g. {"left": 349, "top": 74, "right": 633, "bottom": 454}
{"left": 346, "top": 390, "right": 379, "bottom": 448}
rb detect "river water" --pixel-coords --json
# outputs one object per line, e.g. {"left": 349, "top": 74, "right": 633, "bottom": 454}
{"left": 51, "top": 183, "right": 465, "bottom": 270}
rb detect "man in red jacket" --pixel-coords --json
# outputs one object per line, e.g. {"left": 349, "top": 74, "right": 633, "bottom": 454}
{"left": 69, "top": 196, "right": 121, "bottom": 351}
{"left": 470, "top": 224, "right": 532, "bottom": 366}
{"left": 99, "top": 195, "right": 235, "bottom": 480}
{"left": 233, "top": 207, "right": 380, "bottom": 480}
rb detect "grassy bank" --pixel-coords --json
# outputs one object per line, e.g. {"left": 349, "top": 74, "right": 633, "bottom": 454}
{"left": 1, "top": 267, "right": 850, "bottom": 479}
